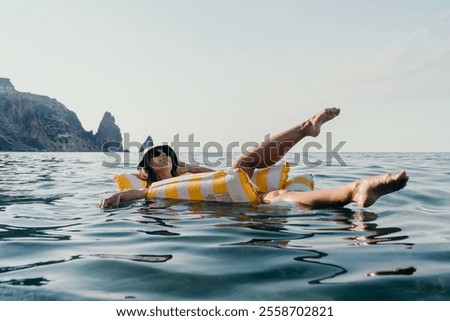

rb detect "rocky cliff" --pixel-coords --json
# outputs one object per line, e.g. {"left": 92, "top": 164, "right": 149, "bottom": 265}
{"left": 0, "top": 78, "right": 122, "bottom": 151}
{"left": 95, "top": 112, "right": 123, "bottom": 152}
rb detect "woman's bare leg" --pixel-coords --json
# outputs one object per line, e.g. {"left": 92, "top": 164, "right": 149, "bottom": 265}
{"left": 232, "top": 108, "right": 340, "bottom": 177}
{"left": 263, "top": 171, "right": 408, "bottom": 208}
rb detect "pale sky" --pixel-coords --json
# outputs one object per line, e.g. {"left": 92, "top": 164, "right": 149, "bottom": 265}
{"left": 1, "top": 0, "right": 449, "bottom": 152}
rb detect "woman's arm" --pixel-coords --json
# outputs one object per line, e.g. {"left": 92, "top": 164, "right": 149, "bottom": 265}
{"left": 99, "top": 188, "right": 148, "bottom": 208}
{"left": 177, "top": 160, "right": 215, "bottom": 175}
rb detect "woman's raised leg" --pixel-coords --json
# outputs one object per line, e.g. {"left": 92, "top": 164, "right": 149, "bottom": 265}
{"left": 232, "top": 108, "right": 340, "bottom": 178}
{"left": 263, "top": 170, "right": 409, "bottom": 208}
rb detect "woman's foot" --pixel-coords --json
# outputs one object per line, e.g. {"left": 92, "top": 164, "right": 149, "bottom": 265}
{"left": 305, "top": 107, "right": 341, "bottom": 137}
{"left": 352, "top": 171, "right": 409, "bottom": 207}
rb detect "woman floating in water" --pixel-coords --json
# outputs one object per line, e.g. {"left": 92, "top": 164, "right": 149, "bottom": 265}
{"left": 99, "top": 108, "right": 408, "bottom": 208}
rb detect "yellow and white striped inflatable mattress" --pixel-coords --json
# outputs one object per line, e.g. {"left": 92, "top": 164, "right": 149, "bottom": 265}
{"left": 114, "top": 162, "right": 314, "bottom": 204}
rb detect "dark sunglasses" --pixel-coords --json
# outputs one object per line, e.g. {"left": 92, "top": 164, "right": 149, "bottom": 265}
{"left": 148, "top": 148, "right": 167, "bottom": 159}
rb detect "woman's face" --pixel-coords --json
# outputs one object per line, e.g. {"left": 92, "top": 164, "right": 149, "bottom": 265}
{"left": 148, "top": 149, "right": 172, "bottom": 170}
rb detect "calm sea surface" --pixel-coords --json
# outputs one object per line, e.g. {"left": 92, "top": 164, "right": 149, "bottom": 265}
{"left": 0, "top": 152, "right": 449, "bottom": 300}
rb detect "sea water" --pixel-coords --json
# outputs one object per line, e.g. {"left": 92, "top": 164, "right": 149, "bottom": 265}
{"left": 0, "top": 152, "right": 449, "bottom": 300}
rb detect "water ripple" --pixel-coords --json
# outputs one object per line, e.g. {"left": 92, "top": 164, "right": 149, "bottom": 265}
{"left": 1, "top": 152, "right": 449, "bottom": 300}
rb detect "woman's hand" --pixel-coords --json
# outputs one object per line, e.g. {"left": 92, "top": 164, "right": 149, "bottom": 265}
{"left": 99, "top": 188, "right": 148, "bottom": 208}
{"left": 99, "top": 193, "right": 122, "bottom": 208}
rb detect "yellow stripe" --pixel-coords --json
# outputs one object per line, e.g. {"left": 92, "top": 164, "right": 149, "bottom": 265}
{"left": 146, "top": 188, "right": 157, "bottom": 198}
{"left": 212, "top": 171, "right": 227, "bottom": 194}
{"left": 255, "top": 169, "right": 269, "bottom": 193}
{"left": 188, "top": 176, "right": 204, "bottom": 201}
{"left": 237, "top": 169, "right": 260, "bottom": 203}
{"left": 280, "top": 162, "right": 290, "bottom": 188}
{"left": 114, "top": 174, "right": 134, "bottom": 191}
{"left": 287, "top": 176, "right": 314, "bottom": 190}
{"left": 165, "top": 184, "right": 179, "bottom": 199}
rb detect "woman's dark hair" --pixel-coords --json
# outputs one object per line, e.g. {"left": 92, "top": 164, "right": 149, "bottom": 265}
{"left": 137, "top": 145, "right": 179, "bottom": 187}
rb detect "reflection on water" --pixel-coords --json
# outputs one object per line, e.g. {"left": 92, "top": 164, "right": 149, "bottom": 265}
{"left": 329, "top": 209, "right": 415, "bottom": 247}
{"left": 138, "top": 229, "right": 180, "bottom": 236}
{"left": 211, "top": 206, "right": 416, "bottom": 284}
{"left": 365, "top": 266, "right": 417, "bottom": 277}
{"left": 115, "top": 200, "right": 418, "bottom": 285}
{"left": 0, "top": 152, "right": 448, "bottom": 300}
{"left": 0, "top": 201, "right": 416, "bottom": 292}
{"left": 0, "top": 277, "right": 50, "bottom": 287}
{"left": 0, "top": 224, "right": 73, "bottom": 241}
{"left": 294, "top": 249, "right": 348, "bottom": 285}
{"left": 88, "top": 254, "right": 173, "bottom": 263}
{"left": 0, "top": 194, "right": 71, "bottom": 206}
{"left": 0, "top": 252, "right": 172, "bottom": 290}
{"left": 0, "top": 257, "right": 78, "bottom": 274}
{"left": 0, "top": 194, "right": 421, "bottom": 296}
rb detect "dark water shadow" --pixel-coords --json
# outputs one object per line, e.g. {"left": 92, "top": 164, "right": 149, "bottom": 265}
{"left": 294, "top": 249, "right": 348, "bottom": 285}
{"left": 0, "top": 257, "right": 80, "bottom": 274}
{"left": 89, "top": 254, "right": 172, "bottom": 263}
{"left": 0, "top": 277, "right": 50, "bottom": 287}
{"left": 0, "top": 223, "right": 78, "bottom": 241}
{"left": 0, "top": 193, "right": 73, "bottom": 206}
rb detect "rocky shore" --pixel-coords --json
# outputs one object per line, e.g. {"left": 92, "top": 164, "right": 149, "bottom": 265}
{"left": 0, "top": 78, "right": 123, "bottom": 152}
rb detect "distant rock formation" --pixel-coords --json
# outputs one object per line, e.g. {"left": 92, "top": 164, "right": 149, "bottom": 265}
{"left": 95, "top": 112, "right": 123, "bottom": 152}
{"left": 139, "top": 135, "right": 154, "bottom": 152}
{"left": 0, "top": 77, "right": 123, "bottom": 151}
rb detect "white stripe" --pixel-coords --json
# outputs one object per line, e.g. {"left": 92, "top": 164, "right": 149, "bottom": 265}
{"left": 155, "top": 187, "right": 166, "bottom": 198}
{"left": 200, "top": 175, "right": 215, "bottom": 199}
{"left": 128, "top": 174, "right": 145, "bottom": 189}
{"left": 266, "top": 167, "right": 281, "bottom": 191}
{"left": 176, "top": 179, "right": 189, "bottom": 199}
{"left": 224, "top": 170, "right": 250, "bottom": 203}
